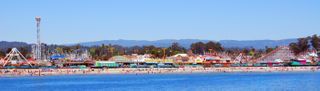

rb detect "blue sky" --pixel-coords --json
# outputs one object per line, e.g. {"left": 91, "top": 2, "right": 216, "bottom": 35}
{"left": 0, "top": 0, "right": 319, "bottom": 44}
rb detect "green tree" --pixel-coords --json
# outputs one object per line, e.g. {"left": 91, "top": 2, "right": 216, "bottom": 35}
{"left": 55, "top": 47, "right": 63, "bottom": 54}
{"left": 74, "top": 44, "right": 81, "bottom": 50}
{"left": 249, "top": 48, "right": 255, "bottom": 56}
{"left": 6, "top": 48, "right": 12, "bottom": 54}
{"left": 0, "top": 51, "right": 5, "bottom": 58}
{"left": 265, "top": 46, "right": 274, "bottom": 53}
{"left": 142, "top": 45, "right": 156, "bottom": 54}
{"left": 89, "top": 47, "right": 98, "bottom": 59}
{"left": 190, "top": 42, "right": 205, "bottom": 54}
{"left": 311, "top": 34, "right": 320, "bottom": 51}
{"left": 168, "top": 42, "right": 186, "bottom": 55}
{"left": 62, "top": 47, "right": 72, "bottom": 53}
{"left": 242, "top": 48, "right": 250, "bottom": 55}
{"left": 150, "top": 48, "right": 163, "bottom": 58}
{"left": 289, "top": 37, "right": 310, "bottom": 55}
{"left": 18, "top": 47, "right": 29, "bottom": 57}
{"left": 205, "top": 41, "right": 223, "bottom": 52}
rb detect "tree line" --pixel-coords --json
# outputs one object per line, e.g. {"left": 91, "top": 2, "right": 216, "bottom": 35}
{"left": 0, "top": 41, "right": 238, "bottom": 60}
{"left": 1, "top": 34, "right": 318, "bottom": 60}
{"left": 0, "top": 41, "right": 271, "bottom": 61}
{"left": 289, "top": 34, "right": 320, "bottom": 55}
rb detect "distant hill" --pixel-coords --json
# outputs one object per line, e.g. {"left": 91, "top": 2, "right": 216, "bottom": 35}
{"left": 76, "top": 39, "right": 210, "bottom": 48}
{"left": 75, "top": 39, "right": 297, "bottom": 49}
{"left": 0, "top": 41, "right": 30, "bottom": 51}
{"left": 0, "top": 39, "right": 297, "bottom": 50}
{"left": 219, "top": 39, "right": 297, "bottom": 49}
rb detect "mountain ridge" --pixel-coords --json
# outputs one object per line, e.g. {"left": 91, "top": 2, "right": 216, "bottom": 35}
{"left": 74, "top": 39, "right": 297, "bottom": 49}
{"left": 0, "top": 39, "right": 297, "bottom": 49}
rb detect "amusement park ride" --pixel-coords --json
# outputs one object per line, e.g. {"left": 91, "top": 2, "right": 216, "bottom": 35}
{"left": 234, "top": 53, "right": 243, "bottom": 63}
{"left": 34, "top": 16, "right": 42, "bottom": 61}
{"left": 1, "top": 48, "right": 33, "bottom": 67}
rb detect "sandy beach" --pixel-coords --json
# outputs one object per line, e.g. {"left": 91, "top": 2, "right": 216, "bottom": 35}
{"left": 0, "top": 66, "right": 319, "bottom": 77}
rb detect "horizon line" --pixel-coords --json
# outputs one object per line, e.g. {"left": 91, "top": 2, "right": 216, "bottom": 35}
{"left": 0, "top": 37, "right": 299, "bottom": 45}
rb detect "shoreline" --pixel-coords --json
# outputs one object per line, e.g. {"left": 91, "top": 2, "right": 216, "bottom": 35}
{"left": 0, "top": 66, "right": 319, "bottom": 77}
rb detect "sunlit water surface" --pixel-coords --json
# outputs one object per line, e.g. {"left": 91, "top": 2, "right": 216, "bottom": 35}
{"left": 0, "top": 72, "right": 319, "bottom": 91}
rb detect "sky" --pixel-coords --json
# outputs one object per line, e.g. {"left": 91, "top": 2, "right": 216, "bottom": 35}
{"left": 0, "top": 0, "right": 319, "bottom": 44}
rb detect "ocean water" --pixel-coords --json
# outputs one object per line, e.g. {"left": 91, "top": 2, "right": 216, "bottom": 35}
{"left": 0, "top": 72, "right": 319, "bottom": 91}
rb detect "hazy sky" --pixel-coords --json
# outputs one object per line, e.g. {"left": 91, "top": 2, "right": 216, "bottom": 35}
{"left": 0, "top": 0, "right": 319, "bottom": 44}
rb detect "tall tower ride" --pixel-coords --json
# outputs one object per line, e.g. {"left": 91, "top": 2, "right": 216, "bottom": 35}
{"left": 35, "top": 16, "right": 42, "bottom": 61}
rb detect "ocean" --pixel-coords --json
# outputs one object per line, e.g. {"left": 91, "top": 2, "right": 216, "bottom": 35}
{"left": 0, "top": 72, "right": 319, "bottom": 91}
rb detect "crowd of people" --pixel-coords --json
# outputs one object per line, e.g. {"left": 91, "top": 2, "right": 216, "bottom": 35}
{"left": 0, "top": 66, "right": 319, "bottom": 77}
